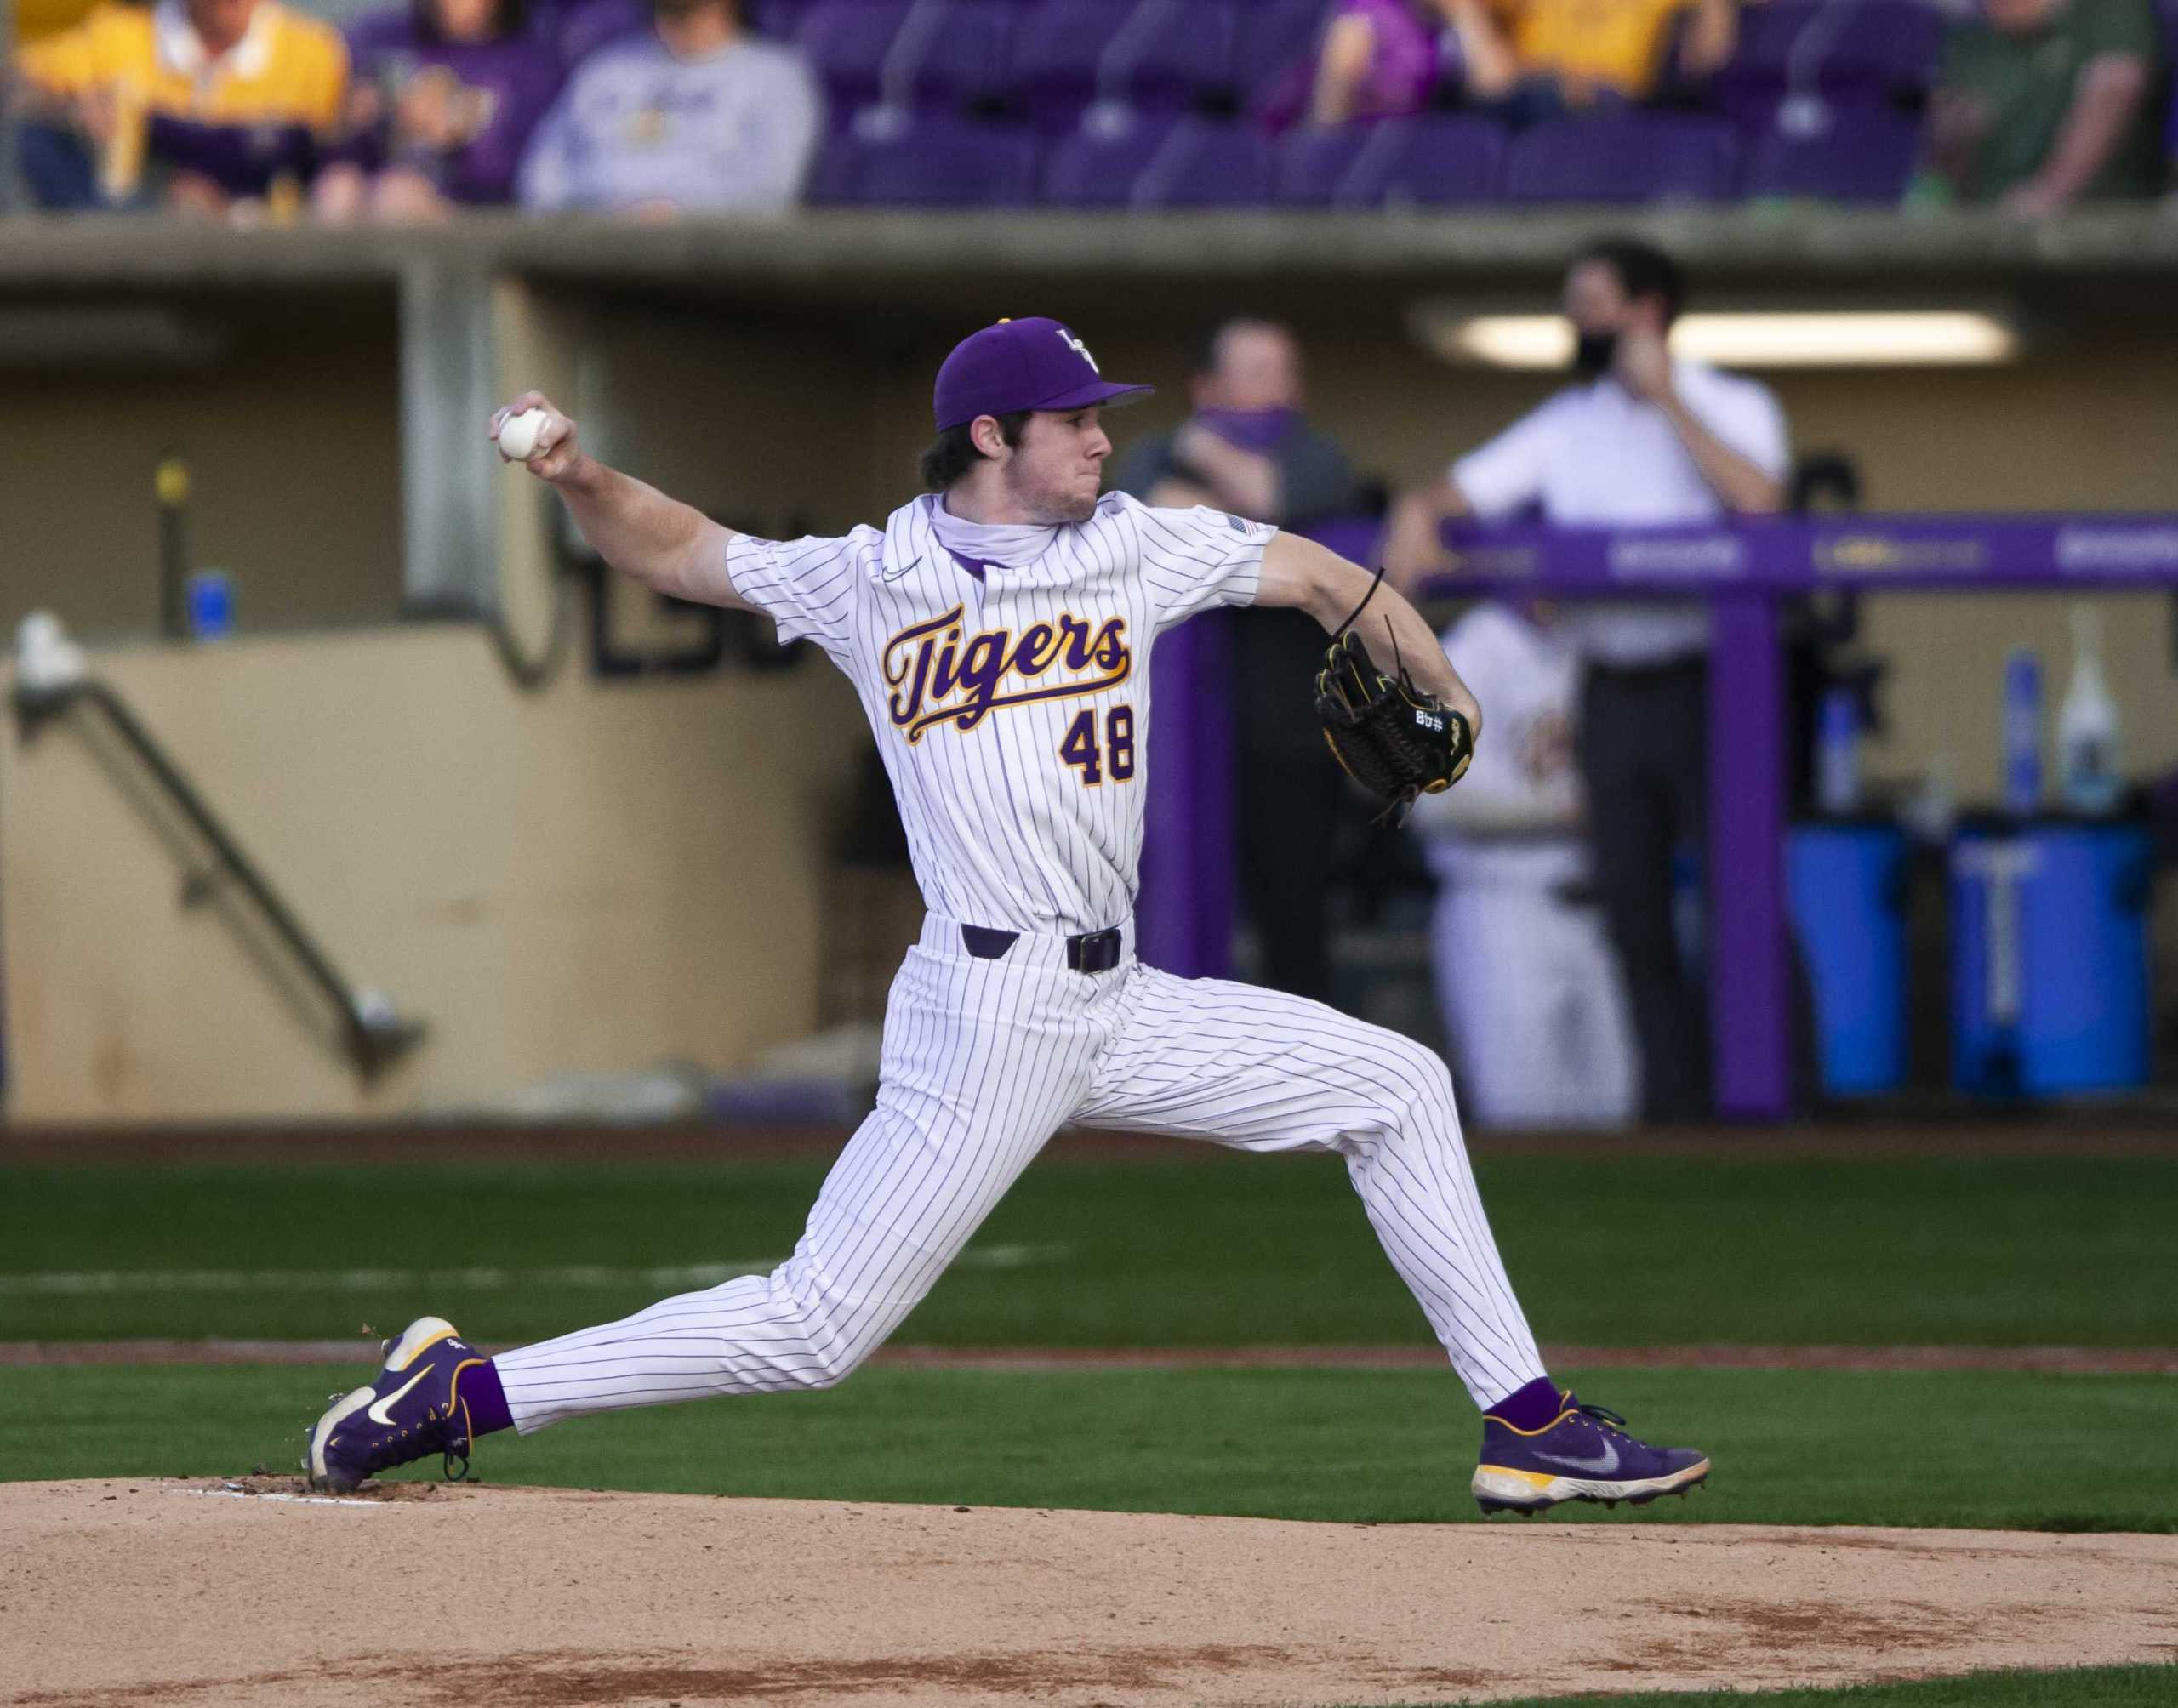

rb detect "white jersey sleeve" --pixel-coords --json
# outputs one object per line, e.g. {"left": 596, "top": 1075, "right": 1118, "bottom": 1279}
{"left": 1451, "top": 398, "right": 1564, "bottom": 521}
{"left": 1686, "top": 368, "right": 1792, "bottom": 482}
{"left": 1123, "top": 496, "right": 1272, "bottom": 634}
{"left": 723, "top": 528, "right": 876, "bottom": 664}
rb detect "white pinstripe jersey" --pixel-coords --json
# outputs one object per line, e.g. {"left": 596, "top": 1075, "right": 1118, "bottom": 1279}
{"left": 727, "top": 490, "right": 1270, "bottom": 936}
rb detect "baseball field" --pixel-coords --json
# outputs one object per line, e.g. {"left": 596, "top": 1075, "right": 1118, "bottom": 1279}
{"left": 5, "top": 1122, "right": 2175, "bottom": 1706}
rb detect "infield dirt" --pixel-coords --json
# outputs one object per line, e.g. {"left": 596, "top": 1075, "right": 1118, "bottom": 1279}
{"left": 6, "top": 1480, "right": 2175, "bottom": 1707}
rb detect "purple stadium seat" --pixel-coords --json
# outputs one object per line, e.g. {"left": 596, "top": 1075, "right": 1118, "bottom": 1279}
{"left": 1711, "top": 1, "right": 1942, "bottom": 128}
{"left": 747, "top": 0, "right": 818, "bottom": 37}
{"left": 1010, "top": 1, "right": 1143, "bottom": 127}
{"left": 810, "top": 112, "right": 1041, "bottom": 204}
{"left": 1742, "top": 108, "right": 1921, "bottom": 204}
{"left": 1130, "top": 117, "right": 1271, "bottom": 206}
{"left": 797, "top": 0, "right": 915, "bottom": 109}
{"left": 1237, "top": 0, "right": 1328, "bottom": 108}
{"left": 1042, "top": 111, "right": 1181, "bottom": 205}
{"left": 1270, "top": 123, "right": 1376, "bottom": 205}
{"left": 544, "top": 0, "right": 647, "bottom": 70}
{"left": 881, "top": 0, "right": 1017, "bottom": 109}
{"left": 1342, "top": 113, "right": 1504, "bottom": 207}
{"left": 1101, "top": 0, "right": 1242, "bottom": 108}
{"left": 1824, "top": 2, "right": 1943, "bottom": 88}
{"left": 1502, "top": 114, "right": 1739, "bottom": 205}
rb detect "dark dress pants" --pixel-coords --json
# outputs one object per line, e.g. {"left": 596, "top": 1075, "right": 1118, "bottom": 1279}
{"left": 1579, "top": 659, "right": 1712, "bottom": 1123}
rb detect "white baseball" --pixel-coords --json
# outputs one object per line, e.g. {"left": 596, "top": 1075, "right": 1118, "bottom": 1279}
{"left": 497, "top": 407, "right": 549, "bottom": 462}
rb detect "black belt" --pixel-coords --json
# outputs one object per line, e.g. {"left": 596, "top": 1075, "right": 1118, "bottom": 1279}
{"left": 959, "top": 923, "right": 1124, "bottom": 974}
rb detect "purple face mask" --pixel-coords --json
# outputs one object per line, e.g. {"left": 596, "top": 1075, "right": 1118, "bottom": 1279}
{"left": 1194, "top": 406, "right": 1300, "bottom": 453}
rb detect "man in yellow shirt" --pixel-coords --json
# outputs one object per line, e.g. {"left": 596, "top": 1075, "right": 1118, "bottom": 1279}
{"left": 1456, "top": 0, "right": 1740, "bottom": 115}
{"left": 16, "top": 0, "right": 346, "bottom": 212}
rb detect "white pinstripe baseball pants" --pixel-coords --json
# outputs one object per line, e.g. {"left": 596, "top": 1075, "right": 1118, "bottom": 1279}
{"left": 496, "top": 915, "right": 1548, "bottom": 1430}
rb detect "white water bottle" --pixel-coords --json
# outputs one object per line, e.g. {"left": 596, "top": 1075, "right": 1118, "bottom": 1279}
{"left": 2056, "top": 604, "right": 2123, "bottom": 814}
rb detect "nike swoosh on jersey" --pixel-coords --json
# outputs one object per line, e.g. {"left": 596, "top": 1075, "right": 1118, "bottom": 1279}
{"left": 366, "top": 1367, "right": 432, "bottom": 1426}
{"left": 1534, "top": 1441, "right": 1621, "bottom": 1475}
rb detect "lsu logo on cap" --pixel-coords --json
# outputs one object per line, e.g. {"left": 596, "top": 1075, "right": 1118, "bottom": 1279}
{"left": 1057, "top": 327, "right": 1100, "bottom": 373}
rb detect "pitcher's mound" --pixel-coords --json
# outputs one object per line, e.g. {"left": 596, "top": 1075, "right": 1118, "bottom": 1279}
{"left": 7, "top": 1478, "right": 2174, "bottom": 1706}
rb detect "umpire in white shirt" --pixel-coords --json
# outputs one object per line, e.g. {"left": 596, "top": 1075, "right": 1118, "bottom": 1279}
{"left": 1386, "top": 238, "right": 1791, "bottom": 1123}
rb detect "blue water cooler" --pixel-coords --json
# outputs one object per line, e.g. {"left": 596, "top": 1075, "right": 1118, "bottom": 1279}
{"left": 1949, "top": 817, "right": 2152, "bottom": 1097}
{"left": 1788, "top": 820, "right": 1912, "bottom": 1096}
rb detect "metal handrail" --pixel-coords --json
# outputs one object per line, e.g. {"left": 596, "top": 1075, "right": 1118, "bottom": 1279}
{"left": 14, "top": 675, "right": 427, "bottom": 1083}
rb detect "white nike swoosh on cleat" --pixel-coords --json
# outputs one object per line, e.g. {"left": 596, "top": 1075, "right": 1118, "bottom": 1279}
{"left": 1533, "top": 1442, "right": 1620, "bottom": 1475}
{"left": 365, "top": 1367, "right": 432, "bottom": 1426}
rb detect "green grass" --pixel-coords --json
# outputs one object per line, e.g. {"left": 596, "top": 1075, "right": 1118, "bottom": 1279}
{"left": 4, "top": 1365, "right": 2172, "bottom": 1532}
{"left": 4, "top": 1149, "right": 2177, "bottom": 1347}
{"left": 1376, "top": 1667, "right": 2178, "bottom": 1707}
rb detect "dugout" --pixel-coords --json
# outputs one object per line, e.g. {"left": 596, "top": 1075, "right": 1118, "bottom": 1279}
{"left": 2, "top": 212, "right": 2176, "bottom": 1122}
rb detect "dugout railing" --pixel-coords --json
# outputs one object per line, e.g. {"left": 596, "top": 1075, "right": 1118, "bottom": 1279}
{"left": 11, "top": 673, "right": 429, "bottom": 1083}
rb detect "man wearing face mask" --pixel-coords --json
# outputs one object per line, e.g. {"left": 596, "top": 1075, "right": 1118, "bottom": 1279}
{"left": 1110, "top": 319, "right": 1360, "bottom": 1003}
{"left": 1385, "top": 239, "right": 1790, "bottom": 1123}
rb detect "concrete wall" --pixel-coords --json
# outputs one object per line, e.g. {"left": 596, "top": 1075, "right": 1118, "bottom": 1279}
{"left": 1, "top": 627, "right": 864, "bottom": 1122}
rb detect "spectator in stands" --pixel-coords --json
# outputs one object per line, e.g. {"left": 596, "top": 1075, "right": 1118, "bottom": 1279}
{"left": 315, "top": 0, "right": 562, "bottom": 221}
{"left": 1308, "top": 1, "right": 1483, "bottom": 126}
{"left": 1915, "top": 0, "right": 2164, "bottom": 213}
{"left": 516, "top": 0, "right": 819, "bottom": 214}
{"left": 1109, "top": 320, "right": 1360, "bottom": 1005}
{"left": 1458, "top": 0, "right": 1741, "bottom": 121}
{"left": 14, "top": 0, "right": 347, "bottom": 214}
{"left": 1384, "top": 238, "right": 1790, "bottom": 1123}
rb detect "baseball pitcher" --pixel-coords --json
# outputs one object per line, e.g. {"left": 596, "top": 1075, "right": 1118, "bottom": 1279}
{"left": 305, "top": 318, "right": 1708, "bottom": 1517}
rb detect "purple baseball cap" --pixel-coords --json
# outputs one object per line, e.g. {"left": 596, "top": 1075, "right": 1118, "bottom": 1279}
{"left": 932, "top": 317, "right": 1152, "bottom": 431}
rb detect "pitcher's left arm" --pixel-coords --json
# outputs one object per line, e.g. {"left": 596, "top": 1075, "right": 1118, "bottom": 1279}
{"left": 1255, "top": 532, "right": 1482, "bottom": 743}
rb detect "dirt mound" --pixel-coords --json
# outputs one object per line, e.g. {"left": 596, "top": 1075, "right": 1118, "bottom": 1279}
{"left": 7, "top": 1479, "right": 2174, "bottom": 1706}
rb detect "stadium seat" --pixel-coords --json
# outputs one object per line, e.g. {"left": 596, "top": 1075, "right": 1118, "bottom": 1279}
{"left": 1009, "top": 1, "right": 1144, "bottom": 128}
{"left": 1743, "top": 107, "right": 1920, "bottom": 204}
{"left": 1815, "top": 1, "right": 1944, "bottom": 91}
{"left": 810, "top": 113, "right": 1042, "bottom": 205}
{"left": 797, "top": 0, "right": 915, "bottom": 111}
{"left": 1710, "top": 0, "right": 1941, "bottom": 128}
{"left": 747, "top": 0, "right": 818, "bottom": 37}
{"left": 1502, "top": 114, "right": 1739, "bottom": 204}
{"left": 544, "top": 0, "right": 647, "bottom": 69}
{"left": 1235, "top": 0, "right": 1328, "bottom": 115}
{"left": 1100, "top": 0, "right": 1243, "bottom": 111}
{"left": 1129, "top": 117, "right": 1271, "bottom": 207}
{"left": 1043, "top": 111, "right": 1181, "bottom": 206}
{"left": 879, "top": 0, "right": 1018, "bottom": 110}
{"left": 1273, "top": 115, "right": 1506, "bottom": 208}
{"left": 1341, "top": 113, "right": 1504, "bottom": 208}
{"left": 1269, "top": 123, "right": 1376, "bottom": 205}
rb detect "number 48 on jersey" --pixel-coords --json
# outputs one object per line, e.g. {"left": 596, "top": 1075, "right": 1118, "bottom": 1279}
{"left": 1060, "top": 704, "right": 1135, "bottom": 786}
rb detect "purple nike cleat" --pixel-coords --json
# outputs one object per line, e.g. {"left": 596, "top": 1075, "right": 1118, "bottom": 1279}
{"left": 305, "top": 1317, "right": 490, "bottom": 1494}
{"left": 1472, "top": 1392, "right": 1709, "bottom": 1516}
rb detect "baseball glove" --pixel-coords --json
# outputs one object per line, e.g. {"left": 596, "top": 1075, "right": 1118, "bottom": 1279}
{"left": 1314, "top": 575, "right": 1474, "bottom": 826}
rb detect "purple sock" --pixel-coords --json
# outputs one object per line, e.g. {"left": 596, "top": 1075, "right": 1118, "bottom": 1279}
{"left": 457, "top": 1358, "right": 515, "bottom": 1438}
{"left": 1487, "top": 1377, "right": 1565, "bottom": 1431}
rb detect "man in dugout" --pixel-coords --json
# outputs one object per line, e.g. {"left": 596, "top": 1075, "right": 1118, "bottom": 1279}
{"left": 1386, "top": 238, "right": 1792, "bottom": 1124}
